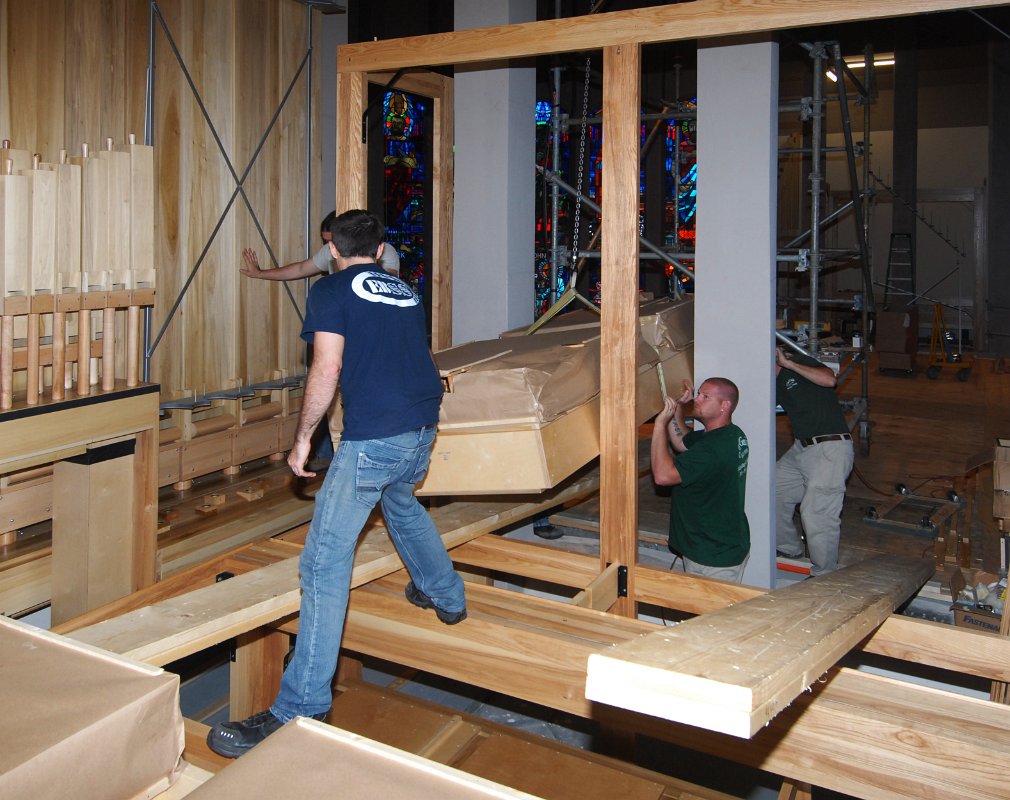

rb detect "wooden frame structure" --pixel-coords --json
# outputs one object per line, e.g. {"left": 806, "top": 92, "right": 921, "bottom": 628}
{"left": 26, "top": 2, "right": 1010, "bottom": 797}
{"left": 334, "top": 0, "right": 1009, "bottom": 614}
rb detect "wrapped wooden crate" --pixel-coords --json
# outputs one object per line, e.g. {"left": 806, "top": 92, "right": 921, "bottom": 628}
{"left": 415, "top": 297, "right": 694, "bottom": 495}
{"left": 0, "top": 615, "right": 185, "bottom": 800}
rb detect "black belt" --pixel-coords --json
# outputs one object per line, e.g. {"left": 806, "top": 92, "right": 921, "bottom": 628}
{"left": 799, "top": 433, "right": 851, "bottom": 447}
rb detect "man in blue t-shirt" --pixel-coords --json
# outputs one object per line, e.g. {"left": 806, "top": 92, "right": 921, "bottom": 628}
{"left": 651, "top": 377, "right": 750, "bottom": 583}
{"left": 208, "top": 210, "right": 465, "bottom": 759}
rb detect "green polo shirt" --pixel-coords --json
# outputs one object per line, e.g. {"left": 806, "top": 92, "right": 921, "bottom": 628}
{"left": 668, "top": 423, "right": 750, "bottom": 568}
{"left": 776, "top": 353, "right": 848, "bottom": 440}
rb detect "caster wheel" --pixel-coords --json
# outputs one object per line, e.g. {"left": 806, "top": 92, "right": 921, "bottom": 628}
{"left": 926, "top": 365, "right": 940, "bottom": 380}
{"left": 895, "top": 483, "right": 909, "bottom": 496}
{"left": 957, "top": 368, "right": 971, "bottom": 382}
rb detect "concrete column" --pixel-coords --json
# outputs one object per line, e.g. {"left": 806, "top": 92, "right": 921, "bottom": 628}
{"left": 696, "top": 36, "right": 779, "bottom": 588}
{"left": 453, "top": 0, "right": 536, "bottom": 343}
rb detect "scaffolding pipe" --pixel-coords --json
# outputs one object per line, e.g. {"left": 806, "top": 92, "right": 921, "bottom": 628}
{"left": 808, "top": 43, "right": 825, "bottom": 355}
{"left": 536, "top": 165, "right": 695, "bottom": 281}
{"left": 832, "top": 43, "right": 876, "bottom": 315}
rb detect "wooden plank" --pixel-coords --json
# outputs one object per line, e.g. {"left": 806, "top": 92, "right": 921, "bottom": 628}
{"left": 65, "top": 468, "right": 604, "bottom": 664}
{"left": 585, "top": 555, "right": 934, "bottom": 738}
{"left": 336, "top": 0, "right": 1007, "bottom": 73}
{"left": 571, "top": 561, "right": 620, "bottom": 611}
{"left": 599, "top": 42, "right": 641, "bottom": 617}
{"left": 335, "top": 70, "right": 367, "bottom": 212}
{"left": 621, "top": 666, "right": 1010, "bottom": 800}
{"left": 0, "top": 389, "right": 158, "bottom": 473}
{"left": 231, "top": 627, "right": 289, "bottom": 721}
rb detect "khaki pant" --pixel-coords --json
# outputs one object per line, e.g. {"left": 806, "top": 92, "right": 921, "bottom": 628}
{"left": 775, "top": 438, "right": 854, "bottom": 576}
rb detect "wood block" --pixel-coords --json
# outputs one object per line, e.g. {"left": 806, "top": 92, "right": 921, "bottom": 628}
{"left": 233, "top": 420, "right": 280, "bottom": 464}
{"left": 203, "top": 493, "right": 227, "bottom": 507}
{"left": 24, "top": 164, "right": 58, "bottom": 296}
{"left": 42, "top": 159, "right": 83, "bottom": 292}
{"left": 70, "top": 149, "right": 111, "bottom": 291}
{"left": 236, "top": 486, "right": 265, "bottom": 502}
{"left": 98, "top": 144, "right": 132, "bottom": 287}
{"left": 158, "top": 444, "right": 182, "bottom": 487}
{"left": 180, "top": 431, "right": 233, "bottom": 480}
{"left": 195, "top": 504, "right": 220, "bottom": 517}
{"left": 0, "top": 170, "right": 30, "bottom": 300}
{"left": 119, "top": 140, "right": 155, "bottom": 288}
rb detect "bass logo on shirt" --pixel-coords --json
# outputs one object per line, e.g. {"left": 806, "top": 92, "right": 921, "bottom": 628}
{"left": 351, "top": 271, "right": 419, "bottom": 308}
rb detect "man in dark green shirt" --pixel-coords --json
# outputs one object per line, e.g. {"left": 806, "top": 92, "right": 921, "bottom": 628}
{"left": 651, "top": 378, "right": 750, "bottom": 583}
{"left": 775, "top": 347, "right": 854, "bottom": 576}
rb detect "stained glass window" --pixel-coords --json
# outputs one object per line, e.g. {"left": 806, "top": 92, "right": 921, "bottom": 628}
{"left": 664, "top": 100, "right": 698, "bottom": 250}
{"left": 383, "top": 90, "right": 427, "bottom": 300}
{"left": 534, "top": 100, "right": 572, "bottom": 318}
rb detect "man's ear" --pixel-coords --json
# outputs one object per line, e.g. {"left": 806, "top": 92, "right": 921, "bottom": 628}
{"left": 375, "top": 242, "right": 385, "bottom": 261}
{"left": 328, "top": 241, "right": 339, "bottom": 259}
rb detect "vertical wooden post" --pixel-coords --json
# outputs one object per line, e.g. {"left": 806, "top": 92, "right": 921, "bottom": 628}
{"left": 77, "top": 307, "right": 90, "bottom": 395}
{"left": 26, "top": 313, "right": 40, "bottom": 404}
{"left": 335, "top": 69, "right": 368, "bottom": 213}
{"left": 431, "top": 78, "right": 454, "bottom": 351}
{"left": 102, "top": 306, "right": 115, "bottom": 390}
{"left": 52, "top": 310, "right": 66, "bottom": 400}
{"left": 599, "top": 43, "right": 641, "bottom": 618}
{"left": 126, "top": 305, "right": 140, "bottom": 387}
{"left": 132, "top": 427, "right": 158, "bottom": 590}
{"left": 231, "top": 628, "right": 290, "bottom": 720}
{"left": 1, "top": 314, "right": 12, "bottom": 409}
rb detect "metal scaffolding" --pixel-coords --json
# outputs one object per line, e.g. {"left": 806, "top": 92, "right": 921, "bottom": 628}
{"left": 775, "top": 41, "right": 877, "bottom": 453}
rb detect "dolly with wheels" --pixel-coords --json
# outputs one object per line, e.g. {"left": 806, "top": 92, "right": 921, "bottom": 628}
{"left": 926, "top": 303, "right": 972, "bottom": 381}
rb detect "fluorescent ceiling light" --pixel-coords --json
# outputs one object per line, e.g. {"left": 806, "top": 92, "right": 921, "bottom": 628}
{"left": 826, "top": 54, "right": 895, "bottom": 82}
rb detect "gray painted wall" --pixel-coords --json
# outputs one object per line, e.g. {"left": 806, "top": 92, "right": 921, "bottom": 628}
{"left": 452, "top": 0, "right": 536, "bottom": 344}
{"left": 697, "top": 37, "right": 779, "bottom": 589}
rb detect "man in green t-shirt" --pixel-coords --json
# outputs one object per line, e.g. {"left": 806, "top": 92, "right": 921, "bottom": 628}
{"left": 651, "top": 378, "right": 750, "bottom": 583}
{"left": 775, "top": 347, "right": 854, "bottom": 576}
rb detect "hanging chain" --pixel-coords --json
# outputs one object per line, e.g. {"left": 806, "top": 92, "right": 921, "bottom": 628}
{"left": 571, "top": 56, "right": 591, "bottom": 273}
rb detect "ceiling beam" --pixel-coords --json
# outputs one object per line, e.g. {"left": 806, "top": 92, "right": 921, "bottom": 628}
{"left": 336, "top": 0, "right": 1008, "bottom": 73}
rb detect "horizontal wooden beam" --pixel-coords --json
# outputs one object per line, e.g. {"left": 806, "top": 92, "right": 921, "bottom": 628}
{"left": 62, "top": 468, "right": 605, "bottom": 664}
{"left": 586, "top": 555, "right": 934, "bottom": 738}
{"left": 336, "top": 0, "right": 1005, "bottom": 72}
{"left": 328, "top": 572, "right": 1010, "bottom": 800}
{"left": 455, "top": 537, "right": 1010, "bottom": 684}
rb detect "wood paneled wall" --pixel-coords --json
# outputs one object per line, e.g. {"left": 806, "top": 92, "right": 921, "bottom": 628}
{"left": 1, "top": 0, "right": 323, "bottom": 397}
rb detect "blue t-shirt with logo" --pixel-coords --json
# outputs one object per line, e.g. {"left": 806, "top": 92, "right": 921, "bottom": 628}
{"left": 301, "top": 264, "right": 442, "bottom": 441}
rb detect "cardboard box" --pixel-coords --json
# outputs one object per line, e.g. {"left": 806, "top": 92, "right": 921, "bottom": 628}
{"left": 952, "top": 606, "right": 1003, "bottom": 634}
{"left": 876, "top": 308, "right": 919, "bottom": 354}
{"left": 187, "top": 717, "right": 538, "bottom": 799}
{"left": 0, "top": 615, "right": 185, "bottom": 800}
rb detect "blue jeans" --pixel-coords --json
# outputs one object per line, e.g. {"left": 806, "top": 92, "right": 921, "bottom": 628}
{"left": 271, "top": 424, "right": 464, "bottom": 721}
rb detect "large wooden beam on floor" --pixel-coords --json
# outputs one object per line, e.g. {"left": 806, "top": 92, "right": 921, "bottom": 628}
{"left": 585, "top": 555, "right": 934, "bottom": 738}
{"left": 335, "top": 0, "right": 1005, "bottom": 73}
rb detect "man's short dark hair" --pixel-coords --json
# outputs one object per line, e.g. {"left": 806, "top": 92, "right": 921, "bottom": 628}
{"left": 705, "top": 377, "right": 740, "bottom": 413}
{"left": 327, "top": 209, "right": 384, "bottom": 259}
{"left": 320, "top": 210, "right": 336, "bottom": 237}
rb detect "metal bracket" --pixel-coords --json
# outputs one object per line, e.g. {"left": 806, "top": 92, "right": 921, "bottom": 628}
{"left": 617, "top": 565, "right": 629, "bottom": 598}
